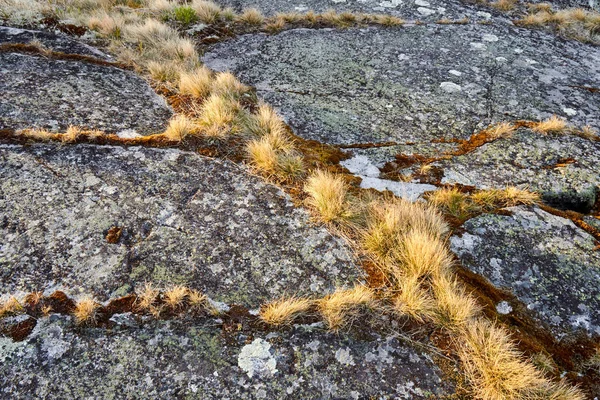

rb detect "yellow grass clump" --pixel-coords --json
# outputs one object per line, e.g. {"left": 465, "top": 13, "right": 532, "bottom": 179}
{"left": 196, "top": 94, "right": 242, "bottom": 137}
{"left": 0, "top": 296, "right": 23, "bottom": 318}
{"left": 147, "top": 60, "right": 180, "bottom": 82}
{"left": 318, "top": 286, "right": 376, "bottom": 330}
{"left": 248, "top": 103, "right": 286, "bottom": 137}
{"left": 238, "top": 8, "right": 264, "bottom": 25}
{"left": 432, "top": 275, "right": 480, "bottom": 329}
{"left": 393, "top": 276, "right": 436, "bottom": 322}
{"left": 363, "top": 198, "right": 449, "bottom": 264}
{"left": 490, "top": 0, "right": 517, "bottom": 11}
{"left": 501, "top": 187, "right": 540, "bottom": 206}
{"left": 74, "top": 297, "right": 100, "bottom": 325}
{"left": 532, "top": 115, "right": 567, "bottom": 134}
{"left": 187, "top": 289, "right": 207, "bottom": 309}
{"left": 164, "top": 285, "right": 188, "bottom": 309}
{"left": 394, "top": 229, "right": 454, "bottom": 280}
{"left": 163, "top": 115, "right": 198, "bottom": 141}
{"left": 136, "top": 283, "right": 159, "bottom": 311}
{"left": 428, "top": 187, "right": 478, "bottom": 220}
{"left": 211, "top": 71, "right": 249, "bottom": 99}
{"left": 178, "top": 66, "right": 213, "bottom": 98}
{"left": 459, "top": 319, "right": 554, "bottom": 400}
{"left": 487, "top": 122, "right": 516, "bottom": 140}
{"left": 191, "top": 0, "right": 221, "bottom": 24}
{"left": 260, "top": 296, "right": 313, "bottom": 326}
{"left": 304, "top": 170, "right": 350, "bottom": 223}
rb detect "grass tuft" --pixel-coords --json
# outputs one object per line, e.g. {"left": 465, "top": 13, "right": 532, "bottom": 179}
{"left": 432, "top": 275, "right": 480, "bottom": 329}
{"left": 393, "top": 276, "right": 435, "bottom": 322}
{"left": 260, "top": 296, "right": 313, "bottom": 326}
{"left": 532, "top": 115, "right": 567, "bottom": 134}
{"left": 0, "top": 296, "right": 23, "bottom": 318}
{"left": 196, "top": 94, "right": 242, "bottom": 137}
{"left": 304, "top": 170, "right": 350, "bottom": 223}
{"left": 318, "top": 285, "right": 376, "bottom": 330}
{"left": 179, "top": 66, "right": 213, "bottom": 98}
{"left": 164, "top": 285, "right": 188, "bottom": 309}
{"left": 136, "top": 282, "right": 159, "bottom": 311}
{"left": 459, "top": 319, "right": 548, "bottom": 400}
{"left": 163, "top": 115, "right": 198, "bottom": 141}
{"left": 211, "top": 71, "right": 249, "bottom": 99}
{"left": 238, "top": 8, "right": 264, "bottom": 25}
{"left": 191, "top": 0, "right": 221, "bottom": 24}
{"left": 74, "top": 297, "right": 100, "bottom": 325}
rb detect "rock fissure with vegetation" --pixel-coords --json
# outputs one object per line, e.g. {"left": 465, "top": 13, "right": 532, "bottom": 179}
{"left": 1, "top": 0, "right": 599, "bottom": 398}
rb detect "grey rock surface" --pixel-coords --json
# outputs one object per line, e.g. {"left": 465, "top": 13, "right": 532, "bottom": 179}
{"left": 0, "top": 26, "right": 110, "bottom": 59}
{"left": 0, "top": 27, "right": 172, "bottom": 134}
{"left": 451, "top": 205, "right": 600, "bottom": 337}
{"left": 0, "top": 144, "right": 361, "bottom": 305}
{"left": 0, "top": 316, "right": 452, "bottom": 399}
{"left": 203, "top": 25, "right": 599, "bottom": 152}
{"left": 437, "top": 130, "right": 600, "bottom": 212}
{"left": 218, "top": 0, "right": 505, "bottom": 23}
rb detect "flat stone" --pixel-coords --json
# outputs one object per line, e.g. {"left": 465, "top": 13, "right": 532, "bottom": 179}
{"left": 0, "top": 144, "right": 360, "bottom": 305}
{"left": 451, "top": 206, "right": 600, "bottom": 337}
{"left": 437, "top": 130, "right": 600, "bottom": 212}
{"left": 0, "top": 316, "right": 453, "bottom": 398}
{"left": 0, "top": 27, "right": 172, "bottom": 134}
{"left": 217, "top": 0, "right": 502, "bottom": 22}
{"left": 0, "top": 26, "right": 110, "bottom": 59}
{"left": 203, "top": 25, "right": 600, "bottom": 155}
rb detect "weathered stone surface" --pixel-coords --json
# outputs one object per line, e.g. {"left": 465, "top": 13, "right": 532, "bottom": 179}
{"left": 437, "top": 130, "right": 600, "bottom": 212}
{"left": 0, "top": 316, "right": 452, "bottom": 399}
{"left": 0, "top": 27, "right": 172, "bottom": 134}
{"left": 203, "top": 25, "right": 600, "bottom": 153}
{"left": 0, "top": 144, "right": 360, "bottom": 305}
{"left": 0, "top": 26, "right": 110, "bottom": 59}
{"left": 218, "top": 0, "right": 506, "bottom": 23}
{"left": 451, "top": 206, "right": 600, "bottom": 337}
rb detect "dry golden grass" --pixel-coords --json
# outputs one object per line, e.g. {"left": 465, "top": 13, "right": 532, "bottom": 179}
{"left": 62, "top": 125, "right": 82, "bottom": 143}
{"left": 528, "top": 2, "right": 552, "bottom": 13}
{"left": 74, "top": 297, "right": 100, "bottom": 325}
{"left": 163, "top": 114, "right": 198, "bottom": 142}
{"left": 147, "top": 60, "right": 180, "bottom": 82}
{"left": 318, "top": 285, "right": 375, "bottom": 330}
{"left": 211, "top": 72, "right": 249, "bottom": 99}
{"left": 238, "top": 8, "right": 264, "bottom": 25}
{"left": 532, "top": 115, "right": 567, "bottom": 134}
{"left": 394, "top": 229, "right": 453, "bottom": 280}
{"left": 191, "top": 0, "right": 221, "bottom": 24}
{"left": 363, "top": 198, "right": 448, "bottom": 263}
{"left": 247, "top": 136, "right": 279, "bottom": 173}
{"left": 187, "top": 289, "right": 207, "bottom": 309}
{"left": 530, "top": 352, "right": 557, "bottom": 375}
{"left": 164, "top": 285, "right": 188, "bottom": 309}
{"left": 393, "top": 276, "right": 436, "bottom": 322}
{"left": 372, "top": 14, "right": 404, "bottom": 26}
{"left": 148, "top": 0, "right": 178, "bottom": 12}
{"left": 179, "top": 66, "right": 213, "bottom": 98}
{"left": 432, "top": 275, "right": 479, "bottom": 329}
{"left": 490, "top": 0, "right": 517, "bottom": 11}
{"left": 196, "top": 94, "right": 242, "bottom": 137}
{"left": 136, "top": 282, "right": 159, "bottom": 311}
{"left": 0, "top": 296, "right": 23, "bottom": 318}
{"left": 501, "top": 187, "right": 540, "bottom": 206}
{"left": 577, "top": 125, "right": 599, "bottom": 140}
{"left": 17, "top": 128, "right": 56, "bottom": 141}
{"left": 87, "top": 11, "right": 125, "bottom": 39}
{"left": 260, "top": 296, "right": 313, "bottom": 326}
{"left": 264, "top": 18, "right": 286, "bottom": 33}
{"left": 459, "top": 319, "right": 549, "bottom": 400}
{"left": 487, "top": 122, "right": 516, "bottom": 140}
{"left": 247, "top": 103, "right": 286, "bottom": 137}
{"left": 471, "top": 189, "right": 505, "bottom": 209}
{"left": 428, "top": 187, "right": 478, "bottom": 220}
{"left": 304, "top": 170, "right": 350, "bottom": 223}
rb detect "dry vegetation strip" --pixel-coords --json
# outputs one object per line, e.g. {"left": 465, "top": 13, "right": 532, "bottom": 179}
{"left": 0, "top": 1, "right": 592, "bottom": 398}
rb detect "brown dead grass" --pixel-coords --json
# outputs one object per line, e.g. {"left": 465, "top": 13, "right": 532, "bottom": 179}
{"left": 196, "top": 94, "right": 242, "bottom": 137}
{"left": 238, "top": 8, "right": 264, "bottom": 25}
{"left": 163, "top": 114, "right": 198, "bottom": 141}
{"left": 164, "top": 285, "right": 188, "bottom": 309}
{"left": 0, "top": 296, "right": 23, "bottom": 318}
